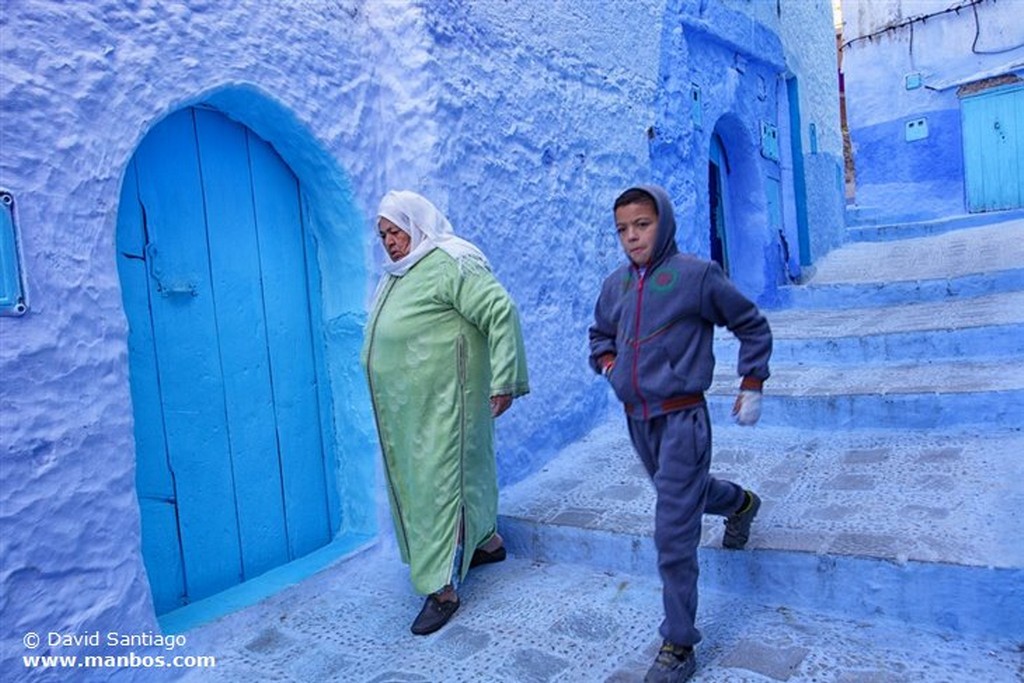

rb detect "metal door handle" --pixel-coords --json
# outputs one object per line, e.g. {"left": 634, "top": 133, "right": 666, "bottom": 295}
{"left": 145, "top": 242, "right": 197, "bottom": 297}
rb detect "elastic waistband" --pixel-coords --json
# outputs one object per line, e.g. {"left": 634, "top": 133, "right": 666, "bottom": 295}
{"left": 625, "top": 393, "right": 705, "bottom": 418}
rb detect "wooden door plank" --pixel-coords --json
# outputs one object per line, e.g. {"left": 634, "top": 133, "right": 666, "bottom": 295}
{"left": 193, "top": 109, "right": 290, "bottom": 578}
{"left": 991, "top": 91, "right": 1012, "bottom": 210}
{"left": 962, "top": 96, "right": 985, "bottom": 213}
{"left": 138, "top": 498, "right": 187, "bottom": 614}
{"left": 247, "top": 133, "right": 331, "bottom": 558}
{"left": 995, "top": 88, "right": 1022, "bottom": 209}
{"left": 117, "top": 160, "right": 187, "bottom": 612}
{"left": 133, "top": 108, "right": 243, "bottom": 601}
{"left": 117, "top": 160, "right": 176, "bottom": 501}
{"left": 1016, "top": 88, "right": 1024, "bottom": 206}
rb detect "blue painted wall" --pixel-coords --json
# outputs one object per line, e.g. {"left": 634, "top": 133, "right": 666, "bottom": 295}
{"left": 648, "top": 0, "right": 844, "bottom": 305}
{"left": 842, "top": 0, "right": 1024, "bottom": 220}
{"left": 0, "top": 0, "right": 843, "bottom": 663}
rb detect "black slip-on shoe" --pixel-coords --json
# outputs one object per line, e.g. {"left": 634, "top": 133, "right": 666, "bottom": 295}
{"left": 469, "top": 544, "right": 507, "bottom": 568}
{"left": 723, "top": 490, "right": 761, "bottom": 550}
{"left": 410, "top": 594, "right": 460, "bottom": 635}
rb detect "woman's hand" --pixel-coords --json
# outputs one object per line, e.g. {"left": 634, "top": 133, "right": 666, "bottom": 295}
{"left": 490, "top": 394, "right": 513, "bottom": 418}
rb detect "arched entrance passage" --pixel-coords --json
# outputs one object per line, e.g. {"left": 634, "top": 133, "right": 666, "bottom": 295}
{"left": 117, "top": 106, "right": 340, "bottom": 614}
{"left": 708, "top": 132, "right": 730, "bottom": 275}
{"left": 706, "top": 117, "right": 767, "bottom": 300}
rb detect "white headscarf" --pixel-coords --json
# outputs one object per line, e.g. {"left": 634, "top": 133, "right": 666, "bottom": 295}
{"left": 376, "top": 190, "right": 490, "bottom": 276}
{"left": 371, "top": 191, "right": 491, "bottom": 308}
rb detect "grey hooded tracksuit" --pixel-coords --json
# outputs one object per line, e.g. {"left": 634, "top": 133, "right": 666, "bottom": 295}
{"left": 589, "top": 185, "right": 772, "bottom": 647}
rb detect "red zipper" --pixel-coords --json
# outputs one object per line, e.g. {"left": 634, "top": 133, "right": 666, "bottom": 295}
{"left": 631, "top": 268, "right": 648, "bottom": 419}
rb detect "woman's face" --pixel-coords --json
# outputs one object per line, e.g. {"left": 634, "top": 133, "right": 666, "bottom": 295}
{"left": 378, "top": 217, "right": 412, "bottom": 261}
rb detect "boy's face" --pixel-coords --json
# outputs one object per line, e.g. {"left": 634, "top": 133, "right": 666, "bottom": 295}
{"left": 615, "top": 201, "right": 659, "bottom": 267}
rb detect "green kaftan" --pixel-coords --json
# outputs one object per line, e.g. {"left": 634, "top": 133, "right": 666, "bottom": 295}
{"left": 362, "top": 249, "right": 529, "bottom": 595}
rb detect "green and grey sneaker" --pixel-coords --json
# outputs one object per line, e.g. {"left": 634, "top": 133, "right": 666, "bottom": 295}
{"left": 644, "top": 641, "right": 696, "bottom": 683}
{"left": 723, "top": 490, "right": 761, "bottom": 549}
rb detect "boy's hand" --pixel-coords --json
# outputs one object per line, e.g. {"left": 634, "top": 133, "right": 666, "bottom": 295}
{"left": 597, "top": 353, "right": 616, "bottom": 377}
{"left": 732, "top": 390, "right": 762, "bottom": 426}
{"left": 490, "top": 394, "right": 513, "bottom": 418}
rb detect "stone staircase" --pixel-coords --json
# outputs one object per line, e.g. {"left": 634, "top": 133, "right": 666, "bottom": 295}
{"left": 499, "top": 210, "right": 1024, "bottom": 646}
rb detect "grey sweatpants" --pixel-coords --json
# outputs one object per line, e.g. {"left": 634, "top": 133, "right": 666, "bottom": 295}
{"left": 627, "top": 405, "right": 745, "bottom": 647}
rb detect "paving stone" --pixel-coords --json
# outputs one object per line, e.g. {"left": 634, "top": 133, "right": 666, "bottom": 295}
{"left": 500, "top": 647, "right": 570, "bottom": 682}
{"left": 243, "top": 627, "right": 293, "bottom": 654}
{"left": 720, "top": 639, "right": 808, "bottom": 680}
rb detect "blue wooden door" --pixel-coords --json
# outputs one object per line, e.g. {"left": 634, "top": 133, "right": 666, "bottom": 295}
{"left": 962, "top": 85, "right": 1023, "bottom": 212}
{"left": 116, "top": 108, "right": 334, "bottom": 614}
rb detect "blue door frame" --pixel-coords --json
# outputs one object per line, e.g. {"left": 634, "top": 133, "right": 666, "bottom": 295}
{"left": 787, "top": 77, "right": 812, "bottom": 266}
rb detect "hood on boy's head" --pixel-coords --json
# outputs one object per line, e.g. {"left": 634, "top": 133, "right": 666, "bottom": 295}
{"left": 624, "top": 184, "right": 678, "bottom": 267}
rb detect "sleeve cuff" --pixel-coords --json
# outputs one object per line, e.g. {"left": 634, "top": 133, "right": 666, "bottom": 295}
{"left": 740, "top": 376, "right": 764, "bottom": 391}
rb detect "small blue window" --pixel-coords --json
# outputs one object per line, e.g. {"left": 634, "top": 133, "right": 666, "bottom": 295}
{"left": 905, "top": 117, "right": 929, "bottom": 142}
{"left": 0, "top": 191, "right": 28, "bottom": 316}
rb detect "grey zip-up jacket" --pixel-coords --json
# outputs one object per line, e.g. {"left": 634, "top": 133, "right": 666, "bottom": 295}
{"left": 588, "top": 185, "right": 772, "bottom": 420}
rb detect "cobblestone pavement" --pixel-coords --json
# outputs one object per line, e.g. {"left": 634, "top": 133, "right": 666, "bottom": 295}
{"left": 179, "top": 546, "right": 1021, "bottom": 682}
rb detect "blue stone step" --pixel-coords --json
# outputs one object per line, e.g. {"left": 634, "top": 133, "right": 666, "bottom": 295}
{"left": 846, "top": 208, "right": 1024, "bottom": 242}
{"left": 776, "top": 267, "right": 1024, "bottom": 309}
{"left": 722, "top": 290, "right": 1024, "bottom": 363}
{"left": 498, "top": 419, "right": 1024, "bottom": 640}
{"left": 706, "top": 359, "right": 1024, "bottom": 430}
{"left": 777, "top": 219, "right": 1024, "bottom": 309}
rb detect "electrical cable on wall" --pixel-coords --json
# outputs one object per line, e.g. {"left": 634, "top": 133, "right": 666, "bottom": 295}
{"left": 971, "top": 1, "right": 1024, "bottom": 55}
{"left": 841, "top": 0, "right": 989, "bottom": 51}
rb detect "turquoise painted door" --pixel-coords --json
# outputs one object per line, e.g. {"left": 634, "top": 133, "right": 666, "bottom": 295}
{"left": 962, "top": 85, "right": 1023, "bottom": 212}
{"left": 116, "top": 107, "right": 335, "bottom": 614}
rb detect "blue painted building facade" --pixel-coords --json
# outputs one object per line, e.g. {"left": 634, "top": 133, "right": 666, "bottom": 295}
{"left": 841, "top": 0, "right": 1024, "bottom": 220}
{"left": 0, "top": 0, "right": 842, "bottom": 672}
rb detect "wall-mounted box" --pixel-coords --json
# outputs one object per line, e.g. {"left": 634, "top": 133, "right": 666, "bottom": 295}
{"left": 905, "top": 117, "right": 929, "bottom": 141}
{"left": 905, "top": 72, "right": 923, "bottom": 90}
{"left": 0, "top": 190, "right": 28, "bottom": 316}
{"left": 760, "top": 121, "right": 779, "bottom": 161}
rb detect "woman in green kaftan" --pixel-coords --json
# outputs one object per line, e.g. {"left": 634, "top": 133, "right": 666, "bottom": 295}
{"left": 362, "top": 190, "right": 529, "bottom": 635}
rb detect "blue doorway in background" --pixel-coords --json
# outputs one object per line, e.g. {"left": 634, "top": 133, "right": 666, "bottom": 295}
{"left": 709, "top": 132, "right": 730, "bottom": 275}
{"left": 116, "top": 107, "right": 337, "bottom": 614}
{"left": 962, "top": 84, "right": 1023, "bottom": 213}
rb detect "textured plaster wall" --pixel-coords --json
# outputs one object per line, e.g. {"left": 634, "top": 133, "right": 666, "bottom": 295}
{"left": 842, "top": 0, "right": 1024, "bottom": 218}
{"left": 775, "top": 0, "right": 846, "bottom": 263}
{"left": 0, "top": 0, "right": 665, "bottom": 671}
{"left": 0, "top": 0, "right": 454, "bottom": 674}
{"left": 0, "top": 0, "right": 843, "bottom": 674}
{"left": 416, "top": 0, "right": 663, "bottom": 483}
{"left": 651, "top": 0, "right": 843, "bottom": 301}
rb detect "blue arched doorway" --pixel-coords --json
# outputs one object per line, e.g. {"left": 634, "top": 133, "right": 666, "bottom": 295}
{"left": 117, "top": 107, "right": 338, "bottom": 614}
